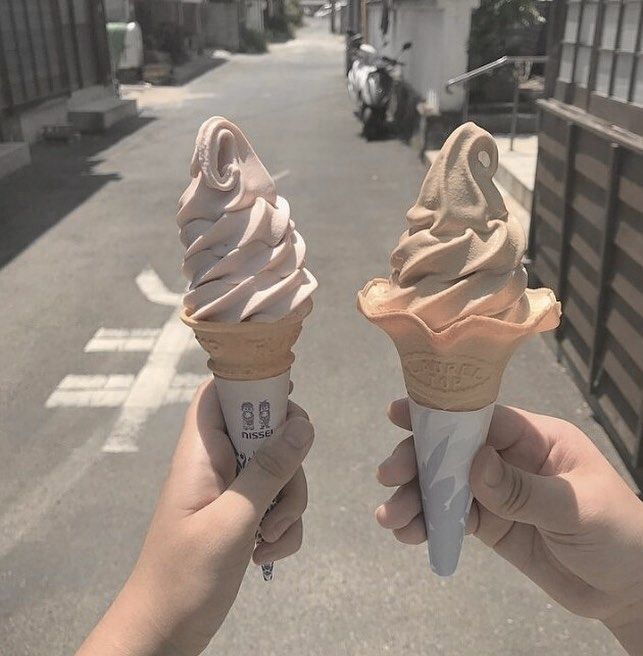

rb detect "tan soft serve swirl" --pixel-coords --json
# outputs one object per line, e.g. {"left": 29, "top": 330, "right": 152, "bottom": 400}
{"left": 380, "top": 122, "right": 532, "bottom": 331}
{"left": 177, "top": 117, "right": 317, "bottom": 322}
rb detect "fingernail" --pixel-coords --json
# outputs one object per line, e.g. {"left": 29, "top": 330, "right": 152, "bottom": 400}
{"left": 284, "top": 419, "right": 312, "bottom": 448}
{"left": 483, "top": 448, "right": 504, "bottom": 487}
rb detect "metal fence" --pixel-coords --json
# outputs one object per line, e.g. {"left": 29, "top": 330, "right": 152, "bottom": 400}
{"left": 0, "top": 0, "right": 111, "bottom": 114}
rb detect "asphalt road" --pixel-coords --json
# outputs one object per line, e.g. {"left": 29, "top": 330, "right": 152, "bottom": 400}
{"left": 0, "top": 20, "right": 633, "bottom": 655}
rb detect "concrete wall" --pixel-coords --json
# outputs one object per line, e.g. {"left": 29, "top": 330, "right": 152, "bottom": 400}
{"left": 204, "top": 2, "right": 241, "bottom": 50}
{"left": 245, "top": 0, "right": 264, "bottom": 32}
{"left": 367, "top": 0, "right": 478, "bottom": 113}
{"left": 105, "top": 0, "right": 132, "bottom": 22}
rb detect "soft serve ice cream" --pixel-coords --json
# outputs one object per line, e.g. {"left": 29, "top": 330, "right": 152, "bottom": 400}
{"left": 177, "top": 117, "right": 317, "bottom": 322}
{"left": 358, "top": 122, "right": 560, "bottom": 411}
{"left": 178, "top": 116, "right": 317, "bottom": 582}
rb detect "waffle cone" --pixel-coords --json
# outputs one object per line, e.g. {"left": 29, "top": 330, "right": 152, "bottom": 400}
{"left": 358, "top": 280, "right": 560, "bottom": 411}
{"left": 181, "top": 297, "right": 313, "bottom": 381}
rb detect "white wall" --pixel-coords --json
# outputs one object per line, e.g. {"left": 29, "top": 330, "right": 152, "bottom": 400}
{"left": 204, "top": 2, "right": 241, "bottom": 50}
{"left": 245, "top": 0, "right": 264, "bottom": 32}
{"left": 367, "top": 0, "right": 478, "bottom": 112}
{"left": 105, "top": 0, "right": 131, "bottom": 22}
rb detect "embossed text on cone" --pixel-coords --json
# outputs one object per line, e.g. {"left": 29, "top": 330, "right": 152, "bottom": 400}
{"left": 410, "top": 399, "right": 494, "bottom": 576}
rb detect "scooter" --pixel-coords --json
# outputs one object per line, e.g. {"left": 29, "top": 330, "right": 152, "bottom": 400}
{"left": 347, "top": 38, "right": 412, "bottom": 140}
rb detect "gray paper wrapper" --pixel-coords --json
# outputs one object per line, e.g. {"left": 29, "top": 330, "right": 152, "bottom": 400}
{"left": 215, "top": 370, "right": 291, "bottom": 581}
{"left": 409, "top": 399, "right": 494, "bottom": 577}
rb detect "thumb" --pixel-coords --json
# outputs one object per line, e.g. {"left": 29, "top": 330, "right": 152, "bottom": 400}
{"left": 218, "top": 416, "right": 314, "bottom": 528}
{"left": 470, "top": 445, "right": 578, "bottom": 532}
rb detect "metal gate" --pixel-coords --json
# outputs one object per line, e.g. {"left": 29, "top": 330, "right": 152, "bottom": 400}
{"left": 0, "top": 0, "right": 111, "bottom": 114}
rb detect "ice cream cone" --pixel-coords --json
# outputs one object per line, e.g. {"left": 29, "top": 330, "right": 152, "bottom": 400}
{"left": 182, "top": 297, "right": 312, "bottom": 580}
{"left": 357, "top": 123, "right": 561, "bottom": 576}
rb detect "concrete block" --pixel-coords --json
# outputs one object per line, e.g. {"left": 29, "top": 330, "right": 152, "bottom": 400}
{"left": 0, "top": 142, "right": 31, "bottom": 179}
{"left": 68, "top": 97, "right": 138, "bottom": 133}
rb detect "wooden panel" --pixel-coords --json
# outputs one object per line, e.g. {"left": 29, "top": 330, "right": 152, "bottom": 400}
{"left": 569, "top": 232, "right": 601, "bottom": 273}
{"left": 612, "top": 272, "right": 643, "bottom": 317}
{"left": 602, "top": 350, "right": 639, "bottom": 414}
{"left": 564, "top": 297, "right": 594, "bottom": 351}
{"left": 539, "top": 132, "right": 567, "bottom": 161}
{"left": 596, "top": 391, "right": 637, "bottom": 459}
{"left": 618, "top": 176, "right": 643, "bottom": 211}
{"left": 574, "top": 152, "right": 609, "bottom": 188}
{"left": 570, "top": 190, "right": 604, "bottom": 230}
{"left": 537, "top": 163, "right": 566, "bottom": 197}
{"left": 537, "top": 202, "right": 562, "bottom": 232}
{"left": 567, "top": 263, "right": 598, "bottom": 311}
{"left": 614, "top": 221, "right": 643, "bottom": 264}
{"left": 606, "top": 309, "right": 643, "bottom": 371}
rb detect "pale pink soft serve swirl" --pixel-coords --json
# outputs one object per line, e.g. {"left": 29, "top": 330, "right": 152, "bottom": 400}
{"left": 177, "top": 117, "right": 317, "bottom": 322}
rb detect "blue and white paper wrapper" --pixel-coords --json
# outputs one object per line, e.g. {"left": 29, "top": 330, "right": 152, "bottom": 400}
{"left": 409, "top": 398, "right": 495, "bottom": 577}
{"left": 215, "top": 369, "right": 291, "bottom": 581}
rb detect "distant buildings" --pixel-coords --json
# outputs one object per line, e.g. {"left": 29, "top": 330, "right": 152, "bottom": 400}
{"left": 0, "top": 0, "right": 137, "bottom": 178}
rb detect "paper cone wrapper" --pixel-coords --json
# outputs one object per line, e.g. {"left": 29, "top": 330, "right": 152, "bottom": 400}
{"left": 410, "top": 398, "right": 494, "bottom": 576}
{"left": 215, "top": 370, "right": 291, "bottom": 581}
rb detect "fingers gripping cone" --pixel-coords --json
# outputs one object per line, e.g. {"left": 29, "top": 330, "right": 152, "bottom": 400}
{"left": 182, "top": 297, "right": 313, "bottom": 580}
{"left": 358, "top": 286, "right": 560, "bottom": 575}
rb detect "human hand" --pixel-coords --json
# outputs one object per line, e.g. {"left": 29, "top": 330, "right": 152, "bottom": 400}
{"left": 77, "top": 380, "right": 314, "bottom": 656}
{"left": 376, "top": 399, "right": 643, "bottom": 655}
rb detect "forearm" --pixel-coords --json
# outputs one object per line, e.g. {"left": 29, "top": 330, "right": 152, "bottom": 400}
{"left": 76, "top": 579, "right": 173, "bottom": 656}
{"left": 604, "top": 601, "right": 643, "bottom": 656}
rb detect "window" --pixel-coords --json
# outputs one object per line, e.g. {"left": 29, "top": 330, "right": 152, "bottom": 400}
{"left": 594, "top": 0, "right": 642, "bottom": 101}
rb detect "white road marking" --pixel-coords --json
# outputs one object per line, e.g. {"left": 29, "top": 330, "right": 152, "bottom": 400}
{"left": 101, "top": 309, "right": 193, "bottom": 452}
{"left": 136, "top": 268, "right": 182, "bottom": 307}
{"left": 85, "top": 328, "right": 160, "bottom": 352}
{"left": 272, "top": 169, "right": 290, "bottom": 181}
{"left": 164, "top": 373, "right": 210, "bottom": 404}
{"left": 46, "top": 375, "right": 135, "bottom": 408}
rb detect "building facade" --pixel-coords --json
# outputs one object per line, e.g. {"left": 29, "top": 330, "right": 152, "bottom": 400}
{"left": 0, "top": 0, "right": 113, "bottom": 143}
{"left": 530, "top": 0, "right": 643, "bottom": 483}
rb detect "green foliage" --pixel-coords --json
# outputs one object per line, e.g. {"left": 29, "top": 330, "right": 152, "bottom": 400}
{"left": 469, "top": 0, "right": 544, "bottom": 69}
{"left": 240, "top": 25, "right": 268, "bottom": 53}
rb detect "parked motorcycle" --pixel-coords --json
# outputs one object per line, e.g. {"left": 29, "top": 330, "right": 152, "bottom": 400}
{"left": 345, "top": 30, "right": 364, "bottom": 76}
{"left": 347, "top": 38, "right": 412, "bottom": 140}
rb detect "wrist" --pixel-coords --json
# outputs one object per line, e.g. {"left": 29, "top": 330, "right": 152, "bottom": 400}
{"left": 603, "top": 600, "right": 643, "bottom": 656}
{"left": 76, "top": 576, "right": 175, "bottom": 656}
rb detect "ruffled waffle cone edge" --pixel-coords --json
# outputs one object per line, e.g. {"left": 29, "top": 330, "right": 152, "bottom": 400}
{"left": 181, "top": 297, "right": 313, "bottom": 381}
{"left": 357, "top": 280, "right": 560, "bottom": 411}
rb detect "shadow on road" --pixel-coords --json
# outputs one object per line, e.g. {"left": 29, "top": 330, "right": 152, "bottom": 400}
{"left": 0, "top": 115, "right": 155, "bottom": 269}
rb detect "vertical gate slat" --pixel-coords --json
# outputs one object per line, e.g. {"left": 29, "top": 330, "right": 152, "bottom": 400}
{"left": 555, "top": 121, "right": 577, "bottom": 343}
{"left": 588, "top": 142, "right": 621, "bottom": 391}
{"left": 7, "top": 0, "right": 29, "bottom": 101}
{"left": 0, "top": 16, "right": 15, "bottom": 112}
{"left": 36, "top": 0, "right": 55, "bottom": 93}
{"left": 50, "top": 0, "right": 71, "bottom": 93}
{"left": 66, "top": 0, "right": 84, "bottom": 88}
{"left": 23, "top": 0, "right": 43, "bottom": 97}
